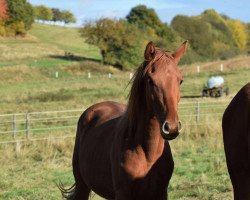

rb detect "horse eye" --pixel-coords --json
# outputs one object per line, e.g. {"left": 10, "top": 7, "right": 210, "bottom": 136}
{"left": 180, "top": 80, "right": 183, "bottom": 85}
{"left": 147, "top": 77, "right": 153, "bottom": 85}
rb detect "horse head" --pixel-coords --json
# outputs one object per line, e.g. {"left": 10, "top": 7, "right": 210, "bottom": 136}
{"left": 143, "top": 41, "right": 188, "bottom": 140}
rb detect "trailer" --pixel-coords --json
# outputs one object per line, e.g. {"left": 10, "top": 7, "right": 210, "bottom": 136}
{"left": 202, "top": 76, "right": 229, "bottom": 97}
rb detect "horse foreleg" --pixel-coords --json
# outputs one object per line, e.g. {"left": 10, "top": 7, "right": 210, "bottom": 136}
{"left": 232, "top": 172, "right": 250, "bottom": 200}
{"left": 155, "top": 190, "right": 168, "bottom": 200}
{"left": 114, "top": 188, "right": 132, "bottom": 200}
{"left": 115, "top": 190, "right": 168, "bottom": 200}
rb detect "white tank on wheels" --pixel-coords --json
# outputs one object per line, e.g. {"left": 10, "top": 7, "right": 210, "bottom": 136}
{"left": 202, "top": 76, "right": 228, "bottom": 97}
{"left": 207, "top": 76, "right": 224, "bottom": 89}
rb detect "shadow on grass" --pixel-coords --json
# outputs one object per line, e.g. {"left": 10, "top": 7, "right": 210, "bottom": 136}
{"left": 49, "top": 54, "right": 101, "bottom": 63}
{"left": 181, "top": 95, "right": 202, "bottom": 99}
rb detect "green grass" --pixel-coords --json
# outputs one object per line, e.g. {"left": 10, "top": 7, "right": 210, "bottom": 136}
{"left": 0, "top": 23, "right": 101, "bottom": 68}
{"left": 0, "top": 134, "right": 232, "bottom": 200}
{"left": 0, "top": 139, "right": 74, "bottom": 200}
{"left": 30, "top": 23, "right": 101, "bottom": 59}
{"left": 1, "top": 23, "right": 250, "bottom": 199}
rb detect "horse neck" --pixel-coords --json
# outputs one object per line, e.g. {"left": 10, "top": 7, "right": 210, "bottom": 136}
{"left": 125, "top": 100, "right": 165, "bottom": 162}
{"left": 121, "top": 105, "right": 165, "bottom": 179}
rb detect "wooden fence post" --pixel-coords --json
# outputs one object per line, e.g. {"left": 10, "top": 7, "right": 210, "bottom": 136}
{"left": 220, "top": 64, "right": 224, "bottom": 72}
{"left": 197, "top": 66, "right": 200, "bottom": 73}
{"left": 26, "top": 113, "right": 30, "bottom": 140}
{"left": 129, "top": 73, "right": 133, "bottom": 80}
{"left": 196, "top": 101, "right": 200, "bottom": 123}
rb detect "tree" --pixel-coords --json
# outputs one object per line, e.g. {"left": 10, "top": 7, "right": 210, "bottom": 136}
{"left": 127, "top": 5, "right": 162, "bottom": 31}
{"left": 0, "top": 0, "right": 8, "bottom": 36}
{"left": 0, "top": 0, "right": 8, "bottom": 20}
{"left": 33, "top": 5, "right": 52, "bottom": 22}
{"left": 246, "top": 23, "right": 250, "bottom": 54}
{"left": 227, "top": 20, "right": 248, "bottom": 51}
{"left": 201, "top": 9, "right": 234, "bottom": 45}
{"left": 52, "top": 8, "right": 62, "bottom": 22}
{"left": 171, "top": 10, "right": 246, "bottom": 60}
{"left": 80, "top": 18, "right": 145, "bottom": 70}
{"left": 61, "top": 10, "right": 76, "bottom": 25}
{"left": 7, "top": 0, "right": 34, "bottom": 31}
{"left": 126, "top": 5, "right": 176, "bottom": 43}
{"left": 171, "top": 15, "right": 215, "bottom": 58}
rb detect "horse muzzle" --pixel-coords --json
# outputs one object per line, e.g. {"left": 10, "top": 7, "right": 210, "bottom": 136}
{"left": 161, "top": 121, "right": 182, "bottom": 140}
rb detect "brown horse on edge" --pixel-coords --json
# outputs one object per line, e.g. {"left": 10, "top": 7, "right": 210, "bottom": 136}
{"left": 60, "top": 41, "right": 188, "bottom": 200}
{"left": 222, "top": 83, "right": 250, "bottom": 200}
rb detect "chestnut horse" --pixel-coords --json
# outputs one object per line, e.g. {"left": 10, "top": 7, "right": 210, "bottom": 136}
{"left": 60, "top": 41, "right": 188, "bottom": 200}
{"left": 222, "top": 83, "right": 250, "bottom": 200}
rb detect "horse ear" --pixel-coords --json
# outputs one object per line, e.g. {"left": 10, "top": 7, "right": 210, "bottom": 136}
{"left": 144, "top": 41, "right": 156, "bottom": 61}
{"left": 172, "top": 40, "right": 188, "bottom": 64}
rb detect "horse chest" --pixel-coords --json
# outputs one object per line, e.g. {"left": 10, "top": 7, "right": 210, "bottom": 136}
{"left": 115, "top": 148, "right": 174, "bottom": 199}
{"left": 120, "top": 142, "right": 173, "bottom": 179}
{"left": 121, "top": 132, "right": 167, "bottom": 180}
{"left": 122, "top": 150, "right": 160, "bottom": 179}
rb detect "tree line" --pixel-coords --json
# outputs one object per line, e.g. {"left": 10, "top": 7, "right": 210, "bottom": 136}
{"left": 81, "top": 5, "right": 250, "bottom": 70}
{"left": 0, "top": 0, "right": 76, "bottom": 37}
{"left": 33, "top": 5, "right": 76, "bottom": 25}
{"left": 1, "top": 2, "right": 249, "bottom": 69}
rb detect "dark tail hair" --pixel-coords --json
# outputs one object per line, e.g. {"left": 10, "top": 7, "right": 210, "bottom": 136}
{"left": 58, "top": 114, "right": 90, "bottom": 200}
{"left": 58, "top": 182, "right": 77, "bottom": 200}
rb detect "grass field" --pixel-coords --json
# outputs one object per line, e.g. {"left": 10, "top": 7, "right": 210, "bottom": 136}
{"left": 0, "top": 23, "right": 250, "bottom": 199}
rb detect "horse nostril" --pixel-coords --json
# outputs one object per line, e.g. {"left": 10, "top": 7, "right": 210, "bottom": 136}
{"left": 178, "top": 121, "right": 182, "bottom": 132}
{"left": 161, "top": 121, "right": 181, "bottom": 140}
{"left": 162, "top": 121, "right": 170, "bottom": 134}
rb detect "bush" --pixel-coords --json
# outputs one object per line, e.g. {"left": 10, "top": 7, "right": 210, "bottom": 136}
{"left": 5, "top": 21, "right": 25, "bottom": 36}
{"left": 5, "top": 0, "right": 34, "bottom": 35}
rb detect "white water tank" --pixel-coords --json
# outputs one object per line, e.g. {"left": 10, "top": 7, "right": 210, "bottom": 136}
{"left": 207, "top": 76, "right": 224, "bottom": 89}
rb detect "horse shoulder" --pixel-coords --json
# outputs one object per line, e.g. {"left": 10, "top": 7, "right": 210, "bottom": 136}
{"left": 80, "top": 101, "right": 126, "bottom": 128}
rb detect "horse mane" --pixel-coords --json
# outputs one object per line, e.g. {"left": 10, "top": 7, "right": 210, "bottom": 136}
{"left": 126, "top": 61, "right": 148, "bottom": 132}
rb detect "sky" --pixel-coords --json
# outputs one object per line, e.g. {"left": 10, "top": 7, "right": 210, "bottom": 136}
{"left": 28, "top": 0, "right": 250, "bottom": 26}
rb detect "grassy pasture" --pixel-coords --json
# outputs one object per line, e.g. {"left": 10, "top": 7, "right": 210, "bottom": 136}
{"left": 0, "top": 130, "right": 231, "bottom": 200}
{"left": 0, "top": 23, "right": 250, "bottom": 199}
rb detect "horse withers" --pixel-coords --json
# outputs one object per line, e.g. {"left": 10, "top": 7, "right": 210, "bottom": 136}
{"left": 60, "top": 41, "right": 188, "bottom": 200}
{"left": 222, "top": 83, "right": 250, "bottom": 200}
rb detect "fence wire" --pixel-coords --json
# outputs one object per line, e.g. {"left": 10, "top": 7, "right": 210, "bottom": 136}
{"left": 0, "top": 100, "right": 230, "bottom": 144}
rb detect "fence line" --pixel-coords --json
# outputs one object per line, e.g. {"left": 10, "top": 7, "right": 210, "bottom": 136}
{"left": 0, "top": 135, "right": 75, "bottom": 144}
{"left": 0, "top": 100, "right": 230, "bottom": 144}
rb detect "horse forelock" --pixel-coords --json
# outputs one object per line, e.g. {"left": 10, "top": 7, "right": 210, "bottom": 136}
{"left": 143, "top": 50, "right": 174, "bottom": 76}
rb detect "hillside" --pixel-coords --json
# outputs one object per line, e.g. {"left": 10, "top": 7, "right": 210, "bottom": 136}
{"left": 0, "top": 23, "right": 250, "bottom": 115}
{"left": 1, "top": 23, "right": 250, "bottom": 200}
{"left": 29, "top": 23, "right": 101, "bottom": 59}
{"left": 0, "top": 23, "right": 100, "bottom": 68}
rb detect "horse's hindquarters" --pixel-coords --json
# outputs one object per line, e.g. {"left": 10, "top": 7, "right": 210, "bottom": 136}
{"left": 222, "top": 83, "right": 250, "bottom": 200}
{"left": 72, "top": 101, "right": 126, "bottom": 199}
{"left": 78, "top": 118, "right": 121, "bottom": 199}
